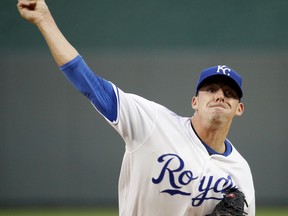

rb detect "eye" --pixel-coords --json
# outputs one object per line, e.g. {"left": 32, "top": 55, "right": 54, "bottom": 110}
{"left": 224, "top": 89, "right": 237, "bottom": 99}
{"left": 224, "top": 89, "right": 232, "bottom": 97}
{"left": 206, "top": 86, "right": 217, "bottom": 93}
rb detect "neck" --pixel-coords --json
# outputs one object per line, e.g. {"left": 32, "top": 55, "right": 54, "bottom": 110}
{"left": 191, "top": 116, "right": 231, "bottom": 154}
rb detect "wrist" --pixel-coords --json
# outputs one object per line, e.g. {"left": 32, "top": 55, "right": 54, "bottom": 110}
{"left": 35, "top": 12, "right": 54, "bottom": 28}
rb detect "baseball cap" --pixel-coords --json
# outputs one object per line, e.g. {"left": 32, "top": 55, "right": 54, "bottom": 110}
{"left": 196, "top": 65, "right": 243, "bottom": 98}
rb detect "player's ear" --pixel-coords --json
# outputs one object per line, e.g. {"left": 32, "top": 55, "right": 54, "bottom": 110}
{"left": 191, "top": 96, "right": 198, "bottom": 110}
{"left": 235, "top": 102, "right": 244, "bottom": 116}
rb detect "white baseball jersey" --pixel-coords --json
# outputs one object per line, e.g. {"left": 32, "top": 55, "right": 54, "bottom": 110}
{"left": 108, "top": 88, "right": 255, "bottom": 216}
{"left": 61, "top": 55, "right": 255, "bottom": 216}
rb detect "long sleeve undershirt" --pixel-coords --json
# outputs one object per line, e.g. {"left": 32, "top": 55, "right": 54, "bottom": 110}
{"left": 60, "top": 55, "right": 118, "bottom": 122}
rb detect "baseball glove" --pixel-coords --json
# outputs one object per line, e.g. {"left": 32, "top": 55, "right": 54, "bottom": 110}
{"left": 206, "top": 188, "right": 248, "bottom": 216}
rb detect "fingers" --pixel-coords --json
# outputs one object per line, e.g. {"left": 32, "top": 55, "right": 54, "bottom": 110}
{"left": 17, "top": 0, "right": 37, "bottom": 10}
{"left": 17, "top": 0, "right": 51, "bottom": 25}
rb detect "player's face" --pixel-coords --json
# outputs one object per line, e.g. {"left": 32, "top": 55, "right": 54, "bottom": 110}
{"left": 192, "top": 81, "right": 244, "bottom": 125}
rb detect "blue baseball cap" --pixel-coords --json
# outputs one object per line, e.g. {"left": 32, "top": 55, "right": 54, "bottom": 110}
{"left": 196, "top": 65, "right": 243, "bottom": 98}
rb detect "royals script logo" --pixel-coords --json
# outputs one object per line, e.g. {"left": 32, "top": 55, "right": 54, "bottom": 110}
{"left": 152, "top": 153, "right": 236, "bottom": 206}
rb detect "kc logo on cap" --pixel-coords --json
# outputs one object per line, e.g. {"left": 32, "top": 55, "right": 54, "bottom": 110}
{"left": 216, "top": 65, "right": 231, "bottom": 76}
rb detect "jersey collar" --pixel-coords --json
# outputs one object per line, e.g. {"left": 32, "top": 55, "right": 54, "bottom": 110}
{"left": 190, "top": 120, "right": 233, "bottom": 156}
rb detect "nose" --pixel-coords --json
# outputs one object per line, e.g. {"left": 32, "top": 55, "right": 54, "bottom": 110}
{"left": 215, "top": 89, "right": 225, "bottom": 101}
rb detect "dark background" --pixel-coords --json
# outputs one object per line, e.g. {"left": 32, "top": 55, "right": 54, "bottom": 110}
{"left": 1, "top": 0, "right": 288, "bottom": 208}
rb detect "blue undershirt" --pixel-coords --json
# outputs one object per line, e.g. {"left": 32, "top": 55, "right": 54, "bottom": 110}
{"left": 60, "top": 55, "right": 118, "bottom": 122}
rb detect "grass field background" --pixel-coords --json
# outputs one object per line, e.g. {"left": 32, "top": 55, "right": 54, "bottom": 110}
{"left": 0, "top": 207, "right": 287, "bottom": 216}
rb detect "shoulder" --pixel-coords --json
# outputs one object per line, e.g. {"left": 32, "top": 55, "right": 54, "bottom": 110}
{"left": 227, "top": 143, "right": 254, "bottom": 179}
{"left": 118, "top": 88, "right": 179, "bottom": 117}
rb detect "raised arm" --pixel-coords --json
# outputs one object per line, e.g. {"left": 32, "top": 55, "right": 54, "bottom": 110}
{"left": 17, "top": 0, "right": 118, "bottom": 123}
{"left": 17, "top": 0, "right": 78, "bottom": 66}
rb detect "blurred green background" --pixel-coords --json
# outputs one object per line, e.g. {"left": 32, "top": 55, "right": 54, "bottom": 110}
{"left": 0, "top": 207, "right": 288, "bottom": 216}
{"left": 1, "top": 0, "right": 288, "bottom": 214}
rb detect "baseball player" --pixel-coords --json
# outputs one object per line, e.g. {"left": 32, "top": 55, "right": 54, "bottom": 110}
{"left": 17, "top": 0, "right": 255, "bottom": 215}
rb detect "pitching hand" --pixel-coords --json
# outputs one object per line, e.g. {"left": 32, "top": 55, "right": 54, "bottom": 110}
{"left": 17, "top": 0, "right": 50, "bottom": 24}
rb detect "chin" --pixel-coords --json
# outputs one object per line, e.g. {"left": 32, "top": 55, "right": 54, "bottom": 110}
{"left": 210, "top": 115, "right": 227, "bottom": 125}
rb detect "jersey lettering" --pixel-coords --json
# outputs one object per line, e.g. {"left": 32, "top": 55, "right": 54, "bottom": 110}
{"left": 152, "top": 153, "right": 236, "bottom": 207}
{"left": 152, "top": 153, "right": 197, "bottom": 196}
